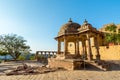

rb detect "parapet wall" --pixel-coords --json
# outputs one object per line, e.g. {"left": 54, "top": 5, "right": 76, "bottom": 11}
{"left": 48, "top": 58, "right": 74, "bottom": 70}
{"left": 92, "top": 45, "right": 120, "bottom": 60}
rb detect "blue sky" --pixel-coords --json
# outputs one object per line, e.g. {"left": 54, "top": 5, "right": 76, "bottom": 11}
{"left": 0, "top": 0, "right": 120, "bottom": 53}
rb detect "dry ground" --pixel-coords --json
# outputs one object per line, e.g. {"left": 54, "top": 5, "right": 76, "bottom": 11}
{"left": 0, "top": 61, "right": 120, "bottom": 80}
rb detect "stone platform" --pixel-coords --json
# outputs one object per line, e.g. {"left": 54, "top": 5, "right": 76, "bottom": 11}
{"left": 48, "top": 58, "right": 84, "bottom": 70}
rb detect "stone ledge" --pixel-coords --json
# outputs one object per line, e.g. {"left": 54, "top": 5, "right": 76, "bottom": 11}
{"left": 48, "top": 58, "right": 83, "bottom": 70}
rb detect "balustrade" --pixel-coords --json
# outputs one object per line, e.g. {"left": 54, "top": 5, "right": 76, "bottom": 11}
{"left": 36, "top": 51, "right": 57, "bottom": 58}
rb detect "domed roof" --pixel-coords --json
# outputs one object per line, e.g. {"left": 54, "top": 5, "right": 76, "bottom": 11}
{"left": 79, "top": 19, "right": 97, "bottom": 32}
{"left": 58, "top": 18, "right": 81, "bottom": 36}
{"left": 81, "top": 19, "right": 93, "bottom": 28}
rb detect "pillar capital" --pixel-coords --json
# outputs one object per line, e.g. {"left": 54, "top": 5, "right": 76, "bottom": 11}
{"left": 86, "top": 33, "right": 90, "bottom": 39}
{"left": 63, "top": 35, "right": 68, "bottom": 39}
{"left": 76, "top": 38, "right": 79, "bottom": 41}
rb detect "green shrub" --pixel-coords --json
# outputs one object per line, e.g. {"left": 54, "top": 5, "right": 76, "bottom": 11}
{"left": 0, "top": 59, "right": 2, "bottom": 63}
{"left": 18, "top": 55, "right": 25, "bottom": 60}
{"left": 30, "top": 55, "right": 36, "bottom": 60}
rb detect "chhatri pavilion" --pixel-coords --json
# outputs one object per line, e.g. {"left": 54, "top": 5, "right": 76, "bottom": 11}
{"left": 43, "top": 19, "right": 110, "bottom": 70}
{"left": 55, "top": 19, "right": 102, "bottom": 61}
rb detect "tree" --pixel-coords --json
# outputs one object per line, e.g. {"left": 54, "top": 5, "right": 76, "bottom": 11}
{"left": 0, "top": 50, "right": 9, "bottom": 61}
{"left": 105, "top": 24, "right": 120, "bottom": 45}
{"left": 105, "top": 33, "right": 117, "bottom": 44}
{"left": 116, "top": 34, "right": 120, "bottom": 44}
{"left": 105, "top": 24, "right": 117, "bottom": 33}
{"left": 0, "top": 34, "right": 30, "bottom": 60}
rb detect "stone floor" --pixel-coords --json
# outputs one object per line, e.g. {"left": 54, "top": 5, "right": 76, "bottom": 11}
{"left": 0, "top": 61, "right": 120, "bottom": 80}
{"left": 0, "top": 70, "right": 120, "bottom": 80}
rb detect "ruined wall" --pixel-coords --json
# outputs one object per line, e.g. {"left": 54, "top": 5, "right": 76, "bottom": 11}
{"left": 92, "top": 45, "right": 120, "bottom": 60}
{"left": 48, "top": 58, "right": 74, "bottom": 70}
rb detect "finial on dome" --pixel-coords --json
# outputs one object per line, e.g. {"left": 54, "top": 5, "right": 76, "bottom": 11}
{"left": 68, "top": 18, "right": 72, "bottom": 22}
{"left": 84, "top": 19, "right": 88, "bottom": 24}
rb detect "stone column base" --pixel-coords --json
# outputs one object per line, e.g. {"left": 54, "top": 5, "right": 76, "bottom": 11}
{"left": 96, "top": 54, "right": 100, "bottom": 61}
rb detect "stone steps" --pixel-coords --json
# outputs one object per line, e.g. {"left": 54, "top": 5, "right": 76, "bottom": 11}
{"left": 85, "top": 60, "right": 111, "bottom": 71}
{"left": 89, "top": 62, "right": 106, "bottom": 71}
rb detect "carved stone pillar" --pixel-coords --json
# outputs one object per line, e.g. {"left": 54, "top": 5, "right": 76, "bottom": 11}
{"left": 74, "top": 41, "right": 76, "bottom": 54}
{"left": 58, "top": 40, "right": 61, "bottom": 54}
{"left": 76, "top": 38, "right": 80, "bottom": 57}
{"left": 76, "top": 39, "right": 79, "bottom": 54}
{"left": 82, "top": 40, "right": 87, "bottom": 60}
{"left": 86, "top": 34, "right": 93, "bottom": 61}
{"left": 64, "top": 36, "right": 67, "bottom": 55}
{"left": 48, "top": 52, "right": 50, "bottom": 58}
{"left": 94, "top": 35, "right": 100, "bottom": 60}
{"left": 35, "top": 51, "right": 39, "bottom": 61}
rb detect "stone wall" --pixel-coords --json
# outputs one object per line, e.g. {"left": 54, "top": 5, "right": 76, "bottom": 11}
{"left": 48, "top": 58, "right": 74, "bottom": 70}
{"left": 67, "top": 44, "right": 120, "bottom": 60}
{"left": 92, "top": 45, "right": 120, "bottom": 60}
{"left": 48, "top": 58, "right": 83, "bottom": 70}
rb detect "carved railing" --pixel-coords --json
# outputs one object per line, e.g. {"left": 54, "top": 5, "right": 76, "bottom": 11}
{"left": 35, "top": 51, "right": 58, "bottom": 63}
{"left": 35, "top": 51, "right": 66, "bottom": 62}
{"left": 36, "top": 51, "right": 57, "bottom": 58}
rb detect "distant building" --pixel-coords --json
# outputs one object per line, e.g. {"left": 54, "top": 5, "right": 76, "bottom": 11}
{"left": 99, "top": 23, "right": 120, "bottom": 34}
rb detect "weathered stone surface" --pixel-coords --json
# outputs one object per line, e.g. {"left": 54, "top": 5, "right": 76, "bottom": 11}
{"left": 92, "top": 45, "right": 120, "bottom": 60}
{"left": 2, "top": 70, "right": 120, "bottom": 80}
{"left": 5, "top": 63, "right": 58, "bottom": 76}
{"left": 48, "top": 58, "right": 84, "bottom": 70}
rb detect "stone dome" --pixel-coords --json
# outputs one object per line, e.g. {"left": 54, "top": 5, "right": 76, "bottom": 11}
{"left": 58, "top": 18, "right": 81, "bottom": 36}
{"left": 81, "top": 19, "right": 93, "bottom": 28}
{"left": 79, "top": 19, "right": 97, "bottom": 32}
